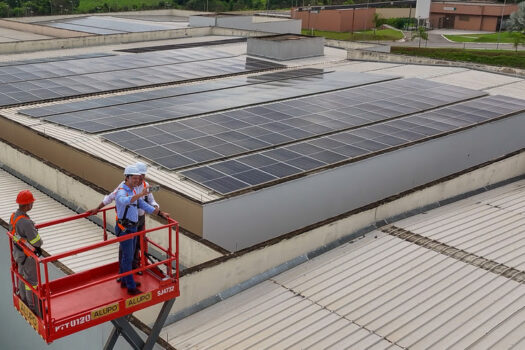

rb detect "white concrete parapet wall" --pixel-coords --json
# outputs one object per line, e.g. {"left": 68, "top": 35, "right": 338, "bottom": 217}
{"left": 190, "top": 14, "right": 301, "bottom": 34}
{"left": 0, "top": 26, "right": 211, "bottom": 54}
{"left": 202, "top": 114, "right": 525, "bottom": 251}
{"left": 347, "top": 49, "right": 525, "bottom": 77}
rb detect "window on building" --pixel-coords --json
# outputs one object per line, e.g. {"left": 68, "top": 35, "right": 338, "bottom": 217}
{"left": 459, "top": 15, "right": 470, "bottom": 21}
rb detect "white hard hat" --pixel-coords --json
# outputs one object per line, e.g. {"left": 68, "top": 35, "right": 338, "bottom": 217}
{"left": 124, "top": 165, "right": 141, "bottom": 176}
{"left": 135, "top": 162, "right": 148, "bottom": 175}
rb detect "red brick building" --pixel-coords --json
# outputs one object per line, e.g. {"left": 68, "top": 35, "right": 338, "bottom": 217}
{"left": 291, "top": 7, "right": 376, "bottom": 32}
{"left": 291, "top": 2, "right": 519, "bottom": 33}
{"left": 430, "top": 2, "right": 518, "bottom": 31}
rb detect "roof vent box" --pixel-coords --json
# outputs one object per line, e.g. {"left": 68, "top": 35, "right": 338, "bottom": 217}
{"left": 247, "top": 34, "right": 324, "bottom": 61}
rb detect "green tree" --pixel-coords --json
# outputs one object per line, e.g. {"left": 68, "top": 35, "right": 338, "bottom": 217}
{"left": 372, "top": 13, "right": 381, "bottom": 37}
{"left": 509, "top": 31, "right": 525, "bottom": 51}
{"left": 411, "top": 26, "right": 428, "bottom": 48}
{"left": 506, "top": 2, "right": 525, "bottom": 32}
{"left": 0, "top": 2, "right": 10, "bottom": 16}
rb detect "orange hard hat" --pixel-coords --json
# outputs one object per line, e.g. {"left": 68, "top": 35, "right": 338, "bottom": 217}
{"left": 16, "top": 190, "right": 35, "bottom": 205}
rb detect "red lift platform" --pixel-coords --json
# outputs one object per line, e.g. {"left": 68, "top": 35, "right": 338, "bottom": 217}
{"left": 6, "top": 207, "right": 179, "bottom": 349}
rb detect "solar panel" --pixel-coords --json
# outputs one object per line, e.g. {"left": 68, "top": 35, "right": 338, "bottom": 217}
{"left": 39, "top": 70, "right": 392, "bottom": 133}
{"left": 20, "top": 68, "right": 326, "bottom": 118}
{"left": 103, "top": 78, "right": 485, "bottom": 170}
{"left": 0, "top": 47, "right": 234, "bottom": 85}
{"left": 0, "top": 53, "right": 114, "bottom": 67}
{"left": 116, "top": 38, "right": 248, "bottom": 53}
{"left": 0, "top": 54, "right": 283, "bottom": 108}
{"left": 181, "top": 95, "right": 525, "bottom": 195}
{"left": 45, "top": 22, "right": 124, "bottom": 34}
{"left": 40, "top": 15, "right": 188, "bottom": 34}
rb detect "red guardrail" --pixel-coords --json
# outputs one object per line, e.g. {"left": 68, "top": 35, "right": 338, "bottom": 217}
{"left": 6, "top": 207, "right": 179, "bottom": 343}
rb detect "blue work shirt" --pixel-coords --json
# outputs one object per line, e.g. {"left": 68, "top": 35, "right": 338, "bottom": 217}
{"left": 115, "top": 183, "right": 155, "bottom": 223}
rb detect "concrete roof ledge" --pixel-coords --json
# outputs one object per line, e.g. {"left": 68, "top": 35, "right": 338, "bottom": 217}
{"left": 347, "top": 49, "right": 525, "bottom": 78}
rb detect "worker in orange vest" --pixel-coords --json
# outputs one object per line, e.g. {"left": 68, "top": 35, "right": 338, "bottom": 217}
{"left": 9, "top": 190, "right": 43, "bottom": 317}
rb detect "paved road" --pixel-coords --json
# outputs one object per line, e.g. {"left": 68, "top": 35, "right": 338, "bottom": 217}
{"left": 391, "top": 29, "right": 525, "bottom": 51}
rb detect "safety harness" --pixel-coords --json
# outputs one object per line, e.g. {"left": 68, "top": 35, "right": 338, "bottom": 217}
{"left": 9, "top": 213, "right": 40, "bottom": 262}
{"left": 116, "top": 187, "right": 138, "bottom": 232}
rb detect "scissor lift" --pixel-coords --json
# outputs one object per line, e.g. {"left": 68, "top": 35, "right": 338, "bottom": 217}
{"left": 6, "top": 207, "right": 179, "bottom": 349}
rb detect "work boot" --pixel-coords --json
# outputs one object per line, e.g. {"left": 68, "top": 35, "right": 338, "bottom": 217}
{"left": 121, "top": 282, "right": 141, "bottom": 288}
{"left": 127, "top": 288, "right": 142, "bottom": 295}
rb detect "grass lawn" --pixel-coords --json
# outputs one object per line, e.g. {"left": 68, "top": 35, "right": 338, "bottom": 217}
{"left": 77, "top": 0, "right": 163, "bottom": 12}
{"left": 391, "top": 47, "right": 525, "bottom": 69}
{"left": 301, "top": 28, "right": 403, "bottom": 41}
{"left": 444, "top": 32, "right": 525, "bottom": 43}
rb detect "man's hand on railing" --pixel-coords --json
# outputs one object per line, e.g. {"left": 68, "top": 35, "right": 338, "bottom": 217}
{"left": 87, "top": 202, "right": 107, "bottom": 216}
{"left": 158, "top": 211, "right": 170, "bottom": 220}
{"left": 86, "top": 208, "right": 99, "bottom": 215}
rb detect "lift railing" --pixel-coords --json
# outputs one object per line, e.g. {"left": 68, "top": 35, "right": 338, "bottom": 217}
{"left": 6, "top": 206, "right": 179, "bottom": 343}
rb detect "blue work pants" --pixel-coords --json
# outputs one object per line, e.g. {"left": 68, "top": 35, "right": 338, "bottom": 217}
{"left": 116, "top": 224, "right": 137, "bottom": 290}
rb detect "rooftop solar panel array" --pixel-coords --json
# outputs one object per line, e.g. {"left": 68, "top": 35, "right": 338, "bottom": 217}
{"left": 0, "top": 53, "right": 114, "bottom": 67}
{"left": 0, "top": 54, "right": 282, "bottom": 108}
{"left": 40, "top": 16, "right": 187, "bottom": 34}
{"left": 116, "top": 38, "right": 248, "bottom": 53}
{"left": 181, "top": 95, "right": 525, "bottom": 194}
{"left": 0, "top": 48, "right": 233, "bottom": 85}
{"left": 102, "top": 78, "right": 485, "bottom": 169}
{"left": 20, "top": 68, "right": 327, "bottom": 118}
{"left": 42, "top": 71, "right": 392, "bottom": 133}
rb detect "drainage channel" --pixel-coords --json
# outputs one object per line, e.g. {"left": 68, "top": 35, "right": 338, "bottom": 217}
{"left": 381, "top": 225, "right": 525, "bottom": 284}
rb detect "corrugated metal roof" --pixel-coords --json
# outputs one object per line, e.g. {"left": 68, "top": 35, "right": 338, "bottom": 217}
{"left": 0, "top": 168, "right": 118, "bottom": 272}
{"left": 161, "top": 179, "right": 525, "bottom": 349}
{"left": 395, "top": 179, "right": 525, "bottom": 272}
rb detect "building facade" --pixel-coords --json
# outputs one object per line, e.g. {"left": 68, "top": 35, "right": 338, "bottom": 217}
{"left": 291, "top": 7, "right": 376, "bottom": 32}
{"left": 430, "top": 2, "right": 518, "bottom": 31}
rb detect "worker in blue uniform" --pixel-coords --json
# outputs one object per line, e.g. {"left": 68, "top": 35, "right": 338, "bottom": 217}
{"left": 134, "top": 162, "right": 160, "bottom": 274}
{"left": 116, "top": 165, "right": 169, "bottom": 295}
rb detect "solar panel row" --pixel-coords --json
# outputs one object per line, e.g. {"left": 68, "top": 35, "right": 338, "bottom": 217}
{"left": 0, "top": 53, "right": 114, "bottom": 68}
{"left": 0, "top": 47, "right": 233, "bottom": 85}
{"left": 0, "top": 56, "right": 283, "bottom": 108}
{"left": 46, "top": 71, "right": 389, "bottom": 133}
{"left": 181, "top": 95, "right": 525, "bottom": 194}
{"left": 41, "top": 16, "right": 187, "bottom": 34}
{"left": 116, "top": 38, "right": 248, "bottom": 53}
{"left": 103, "top": 78, "right": 485, "bottom": 170}
{"left": 20, "top": 68, "right": 326, "bottom": 118}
